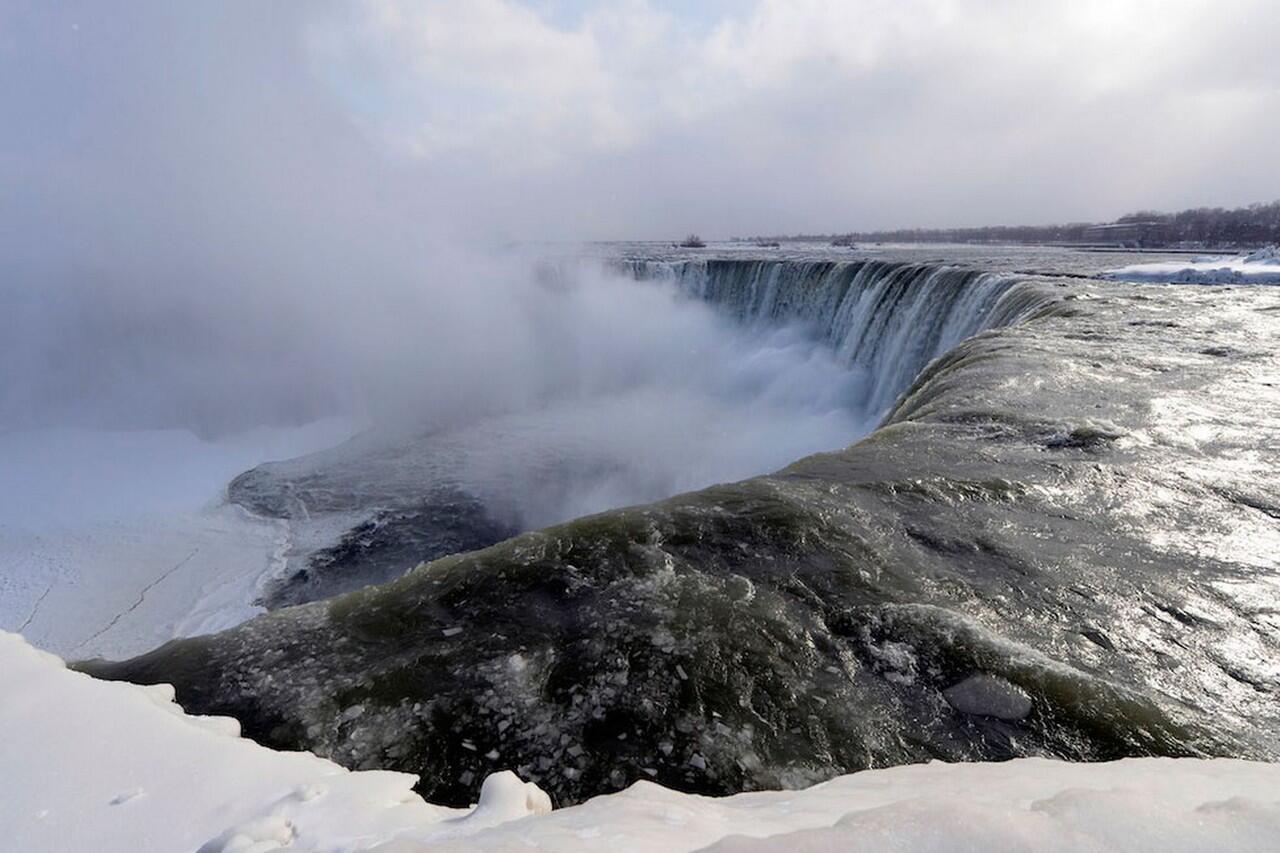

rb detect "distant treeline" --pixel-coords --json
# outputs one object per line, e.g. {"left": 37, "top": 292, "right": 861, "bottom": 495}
{"left": 747, "top": 201, "right": 1280, "bottom": 249}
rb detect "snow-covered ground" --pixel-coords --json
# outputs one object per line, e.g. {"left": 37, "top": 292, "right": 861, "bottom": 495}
{"left": 4, "top": 631, "right": 1279, "bottom": 853}
{"left": 0, "top": 421, "right": 358, "bottom": 659}
{"left": 1103, "top": 246, "right": 1280, "bottom": 284}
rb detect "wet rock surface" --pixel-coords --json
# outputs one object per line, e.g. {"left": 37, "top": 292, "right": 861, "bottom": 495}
{"left": 944, "top": 675, "right": 1033, "bottom": 721}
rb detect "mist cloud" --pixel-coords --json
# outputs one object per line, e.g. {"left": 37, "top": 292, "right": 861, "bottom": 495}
{"left": 1, "top": 0, "right": 1277, "bottom": 441}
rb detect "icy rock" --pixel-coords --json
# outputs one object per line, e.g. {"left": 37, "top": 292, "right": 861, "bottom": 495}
{"left": 943, "top": 674, "right": 1033, "bottom": 721}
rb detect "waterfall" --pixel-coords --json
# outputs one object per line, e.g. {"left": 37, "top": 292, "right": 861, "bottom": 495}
{"left": 617, "top": 258, "right": 1035, "bottom": 416}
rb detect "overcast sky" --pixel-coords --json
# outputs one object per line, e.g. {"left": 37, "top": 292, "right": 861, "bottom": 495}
{"left": 3, "top": 0, "right": 1279, "bottom": 244}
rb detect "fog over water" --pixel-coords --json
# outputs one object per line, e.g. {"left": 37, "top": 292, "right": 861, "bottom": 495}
{"left": 0, "top": 3, "right": 886, "bottom": 521}
{"left": 3, "top": 1, "right": 1277, "bottom": 509}
{"left": 3, "top": 241, "right": 879, "bottom": 531}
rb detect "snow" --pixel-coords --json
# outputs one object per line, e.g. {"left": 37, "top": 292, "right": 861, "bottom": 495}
{"left": 0, "top": 630, "right": 542, "bottom": 852}
{"left": 4, "top": 630, "right": 1280, "bottom": 852}
{"left": 0, "top": 420, "right": 358, "bottom": 659}
{"left": 1102, "top": 247, "right": 1280, "bottom": 284}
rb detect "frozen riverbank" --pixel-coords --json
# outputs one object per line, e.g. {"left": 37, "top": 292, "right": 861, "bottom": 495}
{"left": 1103, "top": 247, "right": 1280, "bottom": 284}
{"left": 0, "top": 420, "right": 357, "bottom": 659}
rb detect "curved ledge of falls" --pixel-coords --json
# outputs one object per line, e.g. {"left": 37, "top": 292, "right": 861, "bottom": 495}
{"left": 81, "top": 256, "right": 1280, "bottom": 809}
{"left": 619, "top": 257, "right": 1033, "bottom": 415}
{"left": 229, "top": 258, "right": 1039, "bottom": 607}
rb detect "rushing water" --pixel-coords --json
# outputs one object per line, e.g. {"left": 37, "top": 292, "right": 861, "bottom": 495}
{"left": 83, "top": 246, "right": 1280, "bottom": 808}
{"left": 622, "top": 257, "right": 1025, "bottom": 413}
{"left": 232, "top": 254, "right": 1036, "bottom": 606}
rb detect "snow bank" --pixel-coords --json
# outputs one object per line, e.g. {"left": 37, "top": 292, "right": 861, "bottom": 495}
{"left": 0, "top": 630, "right": 545, "bottom": 852}
{"left": 4, "top": 631, "right": 1279, "bottom": 852}
{"left": 1102, "top": 247, "right": 1280, "bottom": 284}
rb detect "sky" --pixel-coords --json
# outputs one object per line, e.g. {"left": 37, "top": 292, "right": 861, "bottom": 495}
{"left": 2, "top": 0, "right": 1279, "bottom": 244}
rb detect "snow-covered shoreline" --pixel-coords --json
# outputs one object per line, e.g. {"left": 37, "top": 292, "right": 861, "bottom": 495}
{"left": 4, "top": 630, "right": 1278, "bottom": 852}
{"left": 1103, "top": 246, "right": 1280, "bottom": 284}
{"left": 0, "top": 421, "right": 359, "bottom": 659}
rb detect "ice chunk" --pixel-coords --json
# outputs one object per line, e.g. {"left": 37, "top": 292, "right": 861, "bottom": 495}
{"left": 464, "top": 771, "right": 553, "bottom": 825}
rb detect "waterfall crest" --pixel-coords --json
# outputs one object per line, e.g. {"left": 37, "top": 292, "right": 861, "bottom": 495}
{"left": 619, "top": 258, "right": 1040, "bottom": 415}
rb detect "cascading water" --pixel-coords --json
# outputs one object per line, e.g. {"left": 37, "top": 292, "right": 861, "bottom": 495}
{"left": 618, "top": 258, "right": 1031, "bottom": 416}
{"left": 227, "top": 256, "right": 1052, "bottom": 607}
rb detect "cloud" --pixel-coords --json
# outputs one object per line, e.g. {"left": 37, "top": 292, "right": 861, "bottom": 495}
{"left": 306, "top": 0, "right": 1280, "bottom": 235}
{"left": 1, "top": 0, "right": 1277, "bottom": 247}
